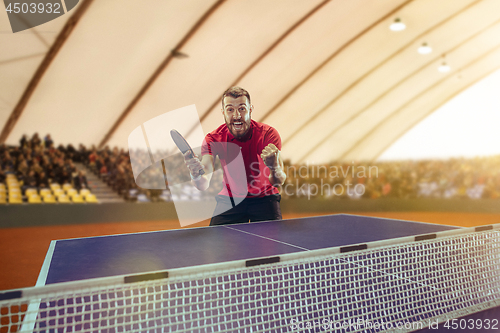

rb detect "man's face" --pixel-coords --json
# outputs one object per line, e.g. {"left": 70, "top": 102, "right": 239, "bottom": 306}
{"left": 222, "top": 96, "right": 253, "bottom": 138}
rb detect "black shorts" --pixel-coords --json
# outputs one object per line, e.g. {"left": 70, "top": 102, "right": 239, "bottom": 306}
{"left": 209, "top": 194, "right": 282, "bottom": 226}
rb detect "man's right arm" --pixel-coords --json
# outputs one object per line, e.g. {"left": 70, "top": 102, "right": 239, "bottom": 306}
{"left": 184, "top": 153, "right": 214, "bottom": 191}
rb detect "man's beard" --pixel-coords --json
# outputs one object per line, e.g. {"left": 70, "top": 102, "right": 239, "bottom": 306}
{"left": 226, "top": 118, "right": 251, "bottom": 138}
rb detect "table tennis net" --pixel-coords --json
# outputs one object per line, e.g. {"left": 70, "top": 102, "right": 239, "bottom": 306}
{"left": 1, "top": 225, "right": 499, "bottom": 333}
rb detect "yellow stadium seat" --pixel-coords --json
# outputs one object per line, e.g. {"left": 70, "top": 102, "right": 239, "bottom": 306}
{"left": 50, "top": 183, "right": 61, "bottom": 191}
{"left": 8, "top": 193, "right": 23, "bottom": 204}
{"left": 8, "top": 187, "right": 21, "bottom": 194}
{"left": 7, "top": 181, "right": 20, "bottom": 189}
{"left": 71, "top": 194, "right": 85, "bottom": 203}
{"left": 0, "top": 183, "right": 6, "bottom": 190}
{"left": 8, "top": 187, "right": 20, "bottom": 194}
{"left": 9, "top": 191, "right": 21, "bottom": 197}
{"left": 53, "top": 188, "right": 65, "bottom": 197}
{"left": 6, "top": 174, "right": 16, "bottom": 180}
{"left": 28, "top": 194, "right": 42, "bottom": 204}
{"left": 67, "top": 188, "right": 77, "bottom": 197}
{"left": 8, "top": 199, "right": 23, "bottom": 204}
{"left": 80, "top": 189, "right": 91, "bottom": 197}
{"left": 0, "top": 196, "right": 6, "bottom": 204}
{"left": 43, "top": 194, "right": 57, "bottom": 204}
{"left": 25, "top": 188, "right": 38, "bottom": 196}
{"left": 0, "top": 188, "right": 6, "bottom": 195}
{"left": 85, "top": 194, "right": 99, "bottom": 203}
{"left": 40, "top": 188, "right": 52, "bottom": 197}
{"left": 63, "top": 183, "right": 73, "bottom": 191}
{"left": 57, "top": 195, "right": 71, "bottom": 203}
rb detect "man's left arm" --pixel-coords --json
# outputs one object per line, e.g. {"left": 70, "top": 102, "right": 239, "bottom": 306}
{"left": 261, "top": 143, "right": 286, "bottom": 187}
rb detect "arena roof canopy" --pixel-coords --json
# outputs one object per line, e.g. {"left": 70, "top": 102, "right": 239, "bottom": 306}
{"left": 2, "top": 0, "right": 500, "bottom": 164}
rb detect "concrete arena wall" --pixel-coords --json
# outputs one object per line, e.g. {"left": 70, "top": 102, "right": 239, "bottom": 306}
{"left": 1, "top": 198, "right": 500, "bottom": 228}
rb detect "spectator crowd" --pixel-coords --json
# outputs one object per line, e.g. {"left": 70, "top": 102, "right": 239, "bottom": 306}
{"left": 0, "top": 133, "right": 89, "bottom": 196}
{"left": 2, "top": 133, "right": 499, "bottom": 202}
{"left": 281, "top": 157, "right": 500, "bottom": 200}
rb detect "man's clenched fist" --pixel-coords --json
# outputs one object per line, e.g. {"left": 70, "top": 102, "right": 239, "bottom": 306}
{"left": 261, "top": 144, "right": 280, "bottom": 169}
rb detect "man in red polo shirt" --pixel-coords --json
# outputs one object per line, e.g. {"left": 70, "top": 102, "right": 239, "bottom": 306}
{"left": 184, "top": 86, "right": 286, "bottom": 225}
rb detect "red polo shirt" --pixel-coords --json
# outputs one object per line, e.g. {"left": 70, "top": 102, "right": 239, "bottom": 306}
{"left": 201, "top": 120, "right": 281, "bottom": 198}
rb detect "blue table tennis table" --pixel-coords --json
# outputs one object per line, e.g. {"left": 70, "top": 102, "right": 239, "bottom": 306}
{"left": 31, "top": 214, "right": 499, "bottom": 332}
{"left": 39, "top": 214, "right": 458, "bottom": 285}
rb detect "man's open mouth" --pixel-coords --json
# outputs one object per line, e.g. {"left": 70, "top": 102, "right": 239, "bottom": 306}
{"left": 233, "top": 122, "right": 243, "bottom": 131}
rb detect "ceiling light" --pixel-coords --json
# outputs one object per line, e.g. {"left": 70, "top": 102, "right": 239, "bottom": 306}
{"left": 418, "top": 43, "right": 432, "bottom": 54}
{"left": 390, "top": 18, "right": 406, "bottom": 31}
{"left": 438, "top": 62, "right": 450, "bottom": 73}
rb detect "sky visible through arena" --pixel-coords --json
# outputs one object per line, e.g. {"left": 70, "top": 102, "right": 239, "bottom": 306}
{"left": 379, "top": 69, "right": 500, "bottom": 161}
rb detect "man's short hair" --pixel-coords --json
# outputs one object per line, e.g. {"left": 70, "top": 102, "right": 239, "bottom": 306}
{"left": 221, "top": 87, "right": 251, "bottom": 108}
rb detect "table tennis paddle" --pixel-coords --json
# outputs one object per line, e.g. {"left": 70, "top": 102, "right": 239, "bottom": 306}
{"left": 170, "top": 129, "right": 205, "bottom": 177}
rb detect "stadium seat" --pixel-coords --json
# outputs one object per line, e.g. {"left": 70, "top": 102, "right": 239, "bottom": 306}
{"left": 8, "top": 193, "right": 23, "bottom": 204}
{"left": 57, "top": 195, "right": 71, "bottom": 203}
{"left": 0, "top": 183, "right": 5, "bottom": 190}
{"left": 25, "top": 188, "right": 38, "bottom": 197}
{"left": 80, "top": 189, "right": 90, "bottom": 197}
{"left": 53, "top": 188, "right": 65, "bottom": 197}
{"left": 137, "top": 194, "right": 150, "bottom": 202}
{"left": 28, "top": 194, "right": 42, "bottom": 204}
{"left": 8, "top": 187, "right": 21, "bottom": 194}
{"left": 0, "top": 196, "right": 6, "bottom": 204}
{"left": 67, "top": 188, "right": 77, "bottom": 197}
{"left": 85, "top": 194, "right": 99, "bottom": 203}
{"left": 71, "top": 194, "right": 85, "bottom": 203}
{"left": 8, "top": 187, "right": 21, "bottom": 195}
{"left": 50, "top": 183, "right": 61, "bottom": 191}
{"left": 40, "top": 188, "right": 52, "bottom": 197}
{"left": 125, "top": 189, "right": 138, "bottom": 201}
{"left": 159, "top": 190, "right": 171, "bottom": 202}
{"left": 7, "top": 181, "right": 20, "bottom": 189}
{"left": 0, "top": 188, "right": 6, "bottom": 195}
{"left": 63, "top": 183, "right": 73, "bottom": 191}
{"left": 42, "top": 194, "right": 57, "bottom": 204}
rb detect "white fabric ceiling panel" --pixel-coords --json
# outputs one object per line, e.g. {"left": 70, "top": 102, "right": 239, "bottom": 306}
{"left": 345, "top": 49, "right": 500, "bottom": 162}
{"left": 304, "top": 5, "right": 500, "bottom": 163}
{"left": 110, "top": 0, "right": 323, "bottom": 148}
{"left": 25, "top": 9, "right": 72, "bottom": 45}
{"left": 1, "top": 8, "right": 72, "bottom": 145}
{"left": 200, "top": 0, "right": 407, "bottom": 133}
{"left": 0, "top": 56, "right": 43, "bottom": 128}
{"left": 0, "top": 27, "right": 46, "bottom": 62}
{"left": 264, "top": 0, "right": 431, "bottom": 145}
{"left": 281, "top": 0, "right": 477, "bottom": 162}
{"left": 0, "top": 8, "right": 67, "bottom": 61}
{"left": 8, "top": 0, "right": 218, "bottom": 146}
{"left": 282, "top": 0, "right": 492, "bottom": 163}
